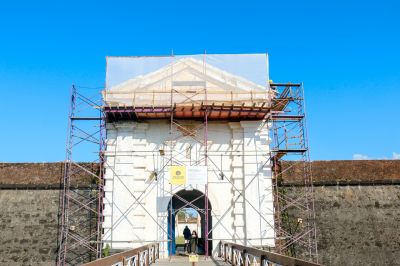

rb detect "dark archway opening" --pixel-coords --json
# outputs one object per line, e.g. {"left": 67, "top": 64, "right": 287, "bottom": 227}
{"left": 167, "top": 189, "right": 212, "bottom": 255}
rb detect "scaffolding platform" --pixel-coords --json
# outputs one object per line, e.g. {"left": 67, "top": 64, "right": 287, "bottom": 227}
{"left": 104, "top": 103, "right": 271, "bottom": 121}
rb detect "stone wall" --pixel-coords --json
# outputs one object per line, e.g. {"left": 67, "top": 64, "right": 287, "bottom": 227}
{"left": 281, "top": 160, "right": 400, "bottom": 265}
{"left": 284, "top": 185, "right": 400, "bottom": 266}
{"left": 313, "top": 185, "right": 400, "bottom": 266}
{"left": 0, "top": 161, "right": 400, "bottom": 265}
{"left": 3, "top": 160, "right": 398, "bottom": 187}
{"left": 282, "top": 160, "right": 400, "bottom": 184}
{"left": 0, "top": 163, "right": 96, "bottom": 265}
{"left": 0, "top": 162, "right": 97, "bottom": 187}
{"left": 0, "top": 189, "right": 59, "bottom": 265}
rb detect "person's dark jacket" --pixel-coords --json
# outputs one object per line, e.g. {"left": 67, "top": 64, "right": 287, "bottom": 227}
{"left": 183, "top": 226, "right": 191, "bottom": 240}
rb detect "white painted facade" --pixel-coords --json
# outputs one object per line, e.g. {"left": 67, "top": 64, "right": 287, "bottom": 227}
{"left": 102, "top": 119, "right": 275, "bottom": 257}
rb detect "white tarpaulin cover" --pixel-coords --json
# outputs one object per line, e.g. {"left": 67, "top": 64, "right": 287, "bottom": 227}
{"left": 104, "top": 54, "right": 272, "bottom": 107}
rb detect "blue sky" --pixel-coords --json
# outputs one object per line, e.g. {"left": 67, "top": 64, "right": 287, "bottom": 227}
{"left": 0, "top": 0, "right": 399, "bottom": 162}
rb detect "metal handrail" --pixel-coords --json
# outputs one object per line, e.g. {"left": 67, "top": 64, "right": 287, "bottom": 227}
{"left": 218, "top": 241, "right": 322, "bottom": 266}
{"left": 82, "top": 243, "right": 159, "bottom": 266}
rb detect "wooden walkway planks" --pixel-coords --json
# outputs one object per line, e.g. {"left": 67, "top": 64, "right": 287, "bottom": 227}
{"left": 154, "top": 256, "right": 229, "bottom": 266}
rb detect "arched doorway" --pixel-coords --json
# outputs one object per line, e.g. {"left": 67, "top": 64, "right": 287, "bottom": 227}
{"left": 167, "top": 189, "right": 212, "bottom": 255}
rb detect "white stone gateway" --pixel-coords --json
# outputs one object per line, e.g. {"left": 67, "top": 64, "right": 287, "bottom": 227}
{"left": 102, "top": 54, "right": 275, "bottom": 258}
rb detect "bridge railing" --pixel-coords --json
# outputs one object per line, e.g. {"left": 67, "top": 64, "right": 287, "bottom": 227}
{"left": 218, "top": 241, "right": 321, "bottom": 266}
{"left": 83, "top": 243, "right": 159, "bottom": 266}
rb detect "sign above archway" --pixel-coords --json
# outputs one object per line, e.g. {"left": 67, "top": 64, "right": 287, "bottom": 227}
{"left": 187, "top": 166, "right": 207, "bottom": 185}
{"left": 169, "top": 165, "right": 207, "bottom": 185}
{"left": 169, "top": 165, "right": 186, "bottom": 185}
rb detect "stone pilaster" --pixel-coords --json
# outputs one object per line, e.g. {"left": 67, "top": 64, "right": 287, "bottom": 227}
{"left": 240, "top": 121, "right": 264, "bottom": 246}
{"left": 228, "top": 122, "right": 245, "bottom": 242}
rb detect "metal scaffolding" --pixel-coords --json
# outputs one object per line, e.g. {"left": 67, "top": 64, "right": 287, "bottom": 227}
{"left": 57, "top": 86, "right": 105, "bottom": 265}
{"left": 57, "top": 56, "right": 317, "bottom": 265}
{"left": 269, "top": 83, "right": 318, "bottom": 262}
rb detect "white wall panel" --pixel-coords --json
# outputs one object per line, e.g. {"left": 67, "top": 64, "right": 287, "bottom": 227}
{"left": 103, "top": 120, "right": 274, "bottom": 256}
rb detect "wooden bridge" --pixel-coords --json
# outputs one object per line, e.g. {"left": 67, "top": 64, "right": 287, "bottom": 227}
{"left": 83, "top": 242, "right": 321, "bottom": 266}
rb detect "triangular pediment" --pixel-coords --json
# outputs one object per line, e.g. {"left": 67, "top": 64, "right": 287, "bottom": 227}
{"left": 103, "top": 57, "right": 273, "bottom": 107}
{"left": 108, "top": 58, "right": 265, "bottom": 93}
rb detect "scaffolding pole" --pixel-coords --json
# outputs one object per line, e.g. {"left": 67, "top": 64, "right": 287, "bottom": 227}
{"left": 203, "top": 51, "right": 210, "bottom": 259}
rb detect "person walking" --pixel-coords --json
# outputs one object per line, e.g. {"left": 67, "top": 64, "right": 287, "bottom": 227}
{"left": 183, "top": 225, "right": 191, "bottom": 253}
{"left": 189, "top": 230, "right": 198, "bottom": 254}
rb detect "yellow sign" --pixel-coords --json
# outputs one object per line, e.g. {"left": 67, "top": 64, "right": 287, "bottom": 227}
{"left": 169, "top": 166, "right": 186, "bottom": 185}
{"left": 189, "top": 254, "right": 199, "bottom": 262}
